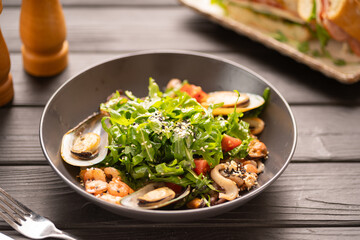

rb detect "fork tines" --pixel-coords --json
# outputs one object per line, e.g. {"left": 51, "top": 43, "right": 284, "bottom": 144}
{"left": 0, "top": 187, "right": 31, "bottom": 227}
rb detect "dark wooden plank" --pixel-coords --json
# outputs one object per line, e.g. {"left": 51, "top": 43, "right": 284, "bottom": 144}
{"left": 7, "top": 52, "right": 360, "bottom": 106}
{"left": 3, "top": 0, "right": 178, "bottom": 7}
{"left": 292, "top": 106, "right": 360, "bottom": 161}
{"left": 2, "top": 227, "right": 360, "bottom": 240}
{"left": 0, "top": 163, "right": 359, "bottom": 230}
{"left": 1, "top": 105, "right": 359, "bottom": 164}
{"left": 0, "top": 107, "right": 44, "bottom": 165}
{"left": 1, "top": 7, "right": 236, "bottom": 53}
{"left": 9, "top": 54, "right": 113, "bottom": 106}
{"left": 3, "top": 6, "right": 360, "bottom": 93}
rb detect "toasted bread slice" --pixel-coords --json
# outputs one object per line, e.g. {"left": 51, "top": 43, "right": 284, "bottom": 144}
{"left": 298, "top": 0, "right": 325, "bottom": 25}
{"left": 298, "top": 0, "right": 315, "bottom": 21}
{"left": 326, "top": 0, "right": 360, "bottom": 41}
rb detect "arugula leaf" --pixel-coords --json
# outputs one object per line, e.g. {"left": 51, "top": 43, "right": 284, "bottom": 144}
{"left": 333, "top": 58, "right": 347, "bottom": 66}
{"left": 298, "top": 41, "right": 310, "bottom": 53}
{"left": 173, "top": 168, "right": 215, "bottom": 208}
{"left": 125, "top": 90, "right": 136, "bottom": 100}
{"left": 108, "top": 109, "right": 135, "bottom": 126}
{"left": 273, "top": 31, "right": 288, "bottom": 42}
{"left": 316, "top": 24, "right": 330, "bottom": 47}
{"left": 148, "top": 77, "right": 162, "bottom": 99}
{"left": 211, "top": 0, "right": 226, "bottom": 10}
{"left": 131, "top": 165, "right": 151, "bottom": 179}
{"left": 309, "top": 0, "right": 317, "bottom": 21}
{"left": 155, "top": 161, "right": 184, "bottom": 177}
{"left": 136, "top": 126, "right": 155, "bottom": 163}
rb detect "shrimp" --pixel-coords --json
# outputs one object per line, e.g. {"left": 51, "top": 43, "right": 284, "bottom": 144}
{"left": 79, "top": 169, "right": 86, "bottom": 180}
{"left": 82, "top": 168, "right": 106, "bottom": 182}
{"left": 108, "top": 177, "right": 134, "bottom": 197}
{"left": 104, "top": 167, "right": 121, "bottom": 181}
{"left": 244, "top": 163, "right": 258, "bottom": 173}
{"left": 242, "top": 160, "right": 257, "bottom": 167}
{"left": 240, "top": 160, "right": 263, "bottom": 174}
{"left": 248, "top": 139, "right": 268, "bottom": 159}
{"left": 96, "top": 193, "right": 122, "bottom": 205}
{"left": 166, "top": 78, "right": 182, "bottom": 90}
{"left": 85, "top": 180, "right": 108, "bottom": 195}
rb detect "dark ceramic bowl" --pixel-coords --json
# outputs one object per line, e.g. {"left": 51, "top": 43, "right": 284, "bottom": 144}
{"left": 40, "top": 50, "right": 297, "bottom": 222}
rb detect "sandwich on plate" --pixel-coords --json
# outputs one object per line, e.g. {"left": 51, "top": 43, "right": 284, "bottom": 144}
{"left": 212, "top": 0, "right": 360, "bottom": 60}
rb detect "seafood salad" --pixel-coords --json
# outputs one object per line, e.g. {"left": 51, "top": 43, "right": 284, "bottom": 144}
{"left": 61, "top": 78, "right": 270, "bottom": 209}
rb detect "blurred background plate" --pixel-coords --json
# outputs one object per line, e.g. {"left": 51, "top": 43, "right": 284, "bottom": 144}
{"left": 179, "top": 0, "right": 360, "bottom": 84}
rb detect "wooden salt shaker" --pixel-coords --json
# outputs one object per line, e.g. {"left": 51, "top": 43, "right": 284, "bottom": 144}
{"left": 0, "top": 0, "right": 14, "bottom": 106}
{"left": 20, "top": 0, "right": 68, "bottom": 77}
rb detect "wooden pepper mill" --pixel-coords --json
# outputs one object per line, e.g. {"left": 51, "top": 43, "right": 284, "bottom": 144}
{"left": 0, "top": 0, "right": 14, "bottom": 106}
{"left": 20, "top": 0, "right": 68, "bottom": 77}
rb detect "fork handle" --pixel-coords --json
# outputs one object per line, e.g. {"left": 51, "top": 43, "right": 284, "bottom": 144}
{"left": 50, "top": 230, "right": 78, "bottom": 240}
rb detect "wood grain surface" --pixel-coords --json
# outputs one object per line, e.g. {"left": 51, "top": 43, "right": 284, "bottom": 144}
{"left": 0, "top": 0, "right": 360, "bottom": 239}
{"left": 0, "top": 164, "right": 359, "bottom": 227}
{"left": 2, "top": 0, "right": 179, "bottom": 7}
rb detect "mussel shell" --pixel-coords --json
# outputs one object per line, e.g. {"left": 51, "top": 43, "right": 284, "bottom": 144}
{"left": 61, "top": 112, "right": 108, "bottom": 167}
{"left": 138, "top": 187, "right": 176, "bottom": 207}
{"left": 211, "top": 93, "right": 265, "bottom": 116}
{"left": 242, "top": 117, "right": 265, "bottom": 135}
{"left": 70, "top": 132, "right": 100, "bottom": 159}
{"left": 202, "top": 91, "right": 250, "bottom": 108}
{"left": 121, "top": 183, "right": 190, "bottom": 210}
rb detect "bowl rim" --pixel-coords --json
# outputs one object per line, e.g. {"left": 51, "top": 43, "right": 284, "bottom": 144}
{"left": 39, "top": 49, "right": 297, "bottom": 218}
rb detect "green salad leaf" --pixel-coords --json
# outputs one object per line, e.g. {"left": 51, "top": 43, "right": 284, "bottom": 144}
{"left": 315, "top": 24, "right": 331, "bottom": 48}
{"left": 97, "top": 78, "right": 268, "bottom": 205}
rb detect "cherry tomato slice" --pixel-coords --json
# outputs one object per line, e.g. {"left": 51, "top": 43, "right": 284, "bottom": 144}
{"left": 180, "top": 83, "right": 208, "bottom": 103}
{"left": 165, "top": 182, "right": 183, "bottom": 194}
{"left": 221, "top": 134, "right": 242, "bottom": 152}
{"left": 194, "top": 159, "right": 210, "bottom": 175}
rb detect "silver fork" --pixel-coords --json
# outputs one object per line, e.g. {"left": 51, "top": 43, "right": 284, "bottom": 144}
{"left": 0, "top": 187, "right": 77, "bottom": 239}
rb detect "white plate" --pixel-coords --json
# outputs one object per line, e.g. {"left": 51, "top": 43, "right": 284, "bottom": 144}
{"left": 179, "top": 0, "right": 360, "bottom": 84}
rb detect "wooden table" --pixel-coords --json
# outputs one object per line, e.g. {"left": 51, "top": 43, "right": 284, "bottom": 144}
{"left": 1, "top": 0, "right": 360, "bottom": 239}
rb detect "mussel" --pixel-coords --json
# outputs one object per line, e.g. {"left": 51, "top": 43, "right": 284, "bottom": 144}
{"left": 201, "top": 91, "right": 264, "bottom": 116}
{"left": 121, "top": 183, "right": 190, "bottom": 210}
{"left": 243, "top": 117, "right": 265, "bottom": 135}
{"left": 186, "top": 198, "right": 206, "bottom": 209}
{"left": 138, "top": 187, "right": 176, "bottom": 207}
{"left": 202, "top": 91, "right": 250, "bottom": 108}
{"left": 61, "top": 113, "right": 108, "bottom": 167}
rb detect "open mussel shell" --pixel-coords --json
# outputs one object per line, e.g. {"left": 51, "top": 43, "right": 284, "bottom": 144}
{"left": 202, "top": 91, "right": 250, "bottom": 108}
{"left": 204, "top": 92, "right": 265, "bottom": 116}
{"left": 61, "top": 112, "right": 108, "bottom": 167}
{"left": 121, "top": 183, "right": 190, "bottom": 210}
{"left": 242, "top": 117, "right": 265, "bottom": 135}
